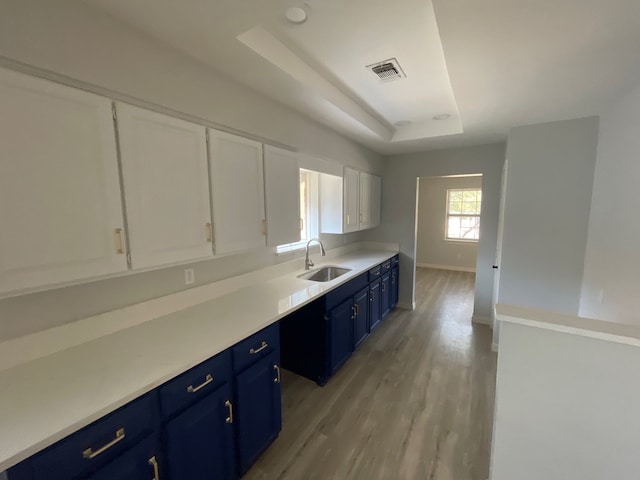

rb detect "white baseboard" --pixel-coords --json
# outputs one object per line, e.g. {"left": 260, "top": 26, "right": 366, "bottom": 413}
{"left": 396, "top": 301, "right": 415, "bottom": 311}
{"left": 472, "top": 314, "right": 491, "bottom": 326}
{"left": 417, "top": 263, "right": 476, "bottom": 273}
{"left": 491, "top": 342, "right": 499, "bottom": 353}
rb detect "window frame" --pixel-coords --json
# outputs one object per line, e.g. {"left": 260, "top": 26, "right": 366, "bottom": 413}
{"left": 444, "top": 188, "right": 482, "bottom": 243}
{"left": 276, "top": 169, "right": 319, "bottom": 254}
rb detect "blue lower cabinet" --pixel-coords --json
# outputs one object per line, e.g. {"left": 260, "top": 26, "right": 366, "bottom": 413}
{"left": 369, "top": 279, "right": 381, "bottom": 331}
{"left": 85, "top": 435, "right": 160, "bottom": 480}
{"left": 353, "top": 287, "right": 369, "bottom": 349}
{"left": 163, "top": 383, "right": 236, "bottom": 480}
{"left": 8, "top": 394, "right": 158, "bottom": 480}
{"left": 234, "top": 351, "right": 282, "bottom": 475}
{"left": 390, "top": 266, "right": 399, "bottom": 310}
{"left": 328, "top": 297, "right": 354, "bottom": 374}
{"left": 381, "top": 272, "right": 391, "bottom": 319}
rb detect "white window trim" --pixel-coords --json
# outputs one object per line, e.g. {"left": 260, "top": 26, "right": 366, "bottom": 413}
{"left": 276, "top": 170, "right": 319, "bottom": 254}
{"left": 445, "top": 188, "right": 481, "bottom": 243}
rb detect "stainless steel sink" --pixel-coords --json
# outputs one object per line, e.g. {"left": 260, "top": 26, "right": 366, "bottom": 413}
{"left": 297, "top": 266, "right": 351, "bottom": 282}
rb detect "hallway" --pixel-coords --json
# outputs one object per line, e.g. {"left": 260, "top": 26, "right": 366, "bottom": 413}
{"left": 245, "top": 267, "right": 497, "bottom": 480}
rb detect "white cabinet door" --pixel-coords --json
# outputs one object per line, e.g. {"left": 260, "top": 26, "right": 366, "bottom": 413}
{"left": 263, "top": 146, "right": 300, "bottom": 247}
{"left": 116, "top": 104, "right": 213, "bottom": 269}
{"left": 343, "top": 167, "right": 360, "bottom": 232}
{"left": 0, "top": 68, "right": 127, "bottom": 295}
{"left": 370, "top": 174, "right": 382, "bottom": 227}
{"left": 359, "top": 172, "right": 372, "bottom": 228}
{"left": 208, "top": 130, "right": 265, "bottom": 254}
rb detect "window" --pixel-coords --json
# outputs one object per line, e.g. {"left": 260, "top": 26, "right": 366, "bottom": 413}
{"left": 276, "top": 169, "right": 319, "bottom": 253}
{"left": 446, "top": 188, "right": 481, "bottom": 241}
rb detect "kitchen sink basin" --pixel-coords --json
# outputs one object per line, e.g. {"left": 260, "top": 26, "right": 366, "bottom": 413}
{"left": 297, "top": 266, "right": 351, "bottom": 282}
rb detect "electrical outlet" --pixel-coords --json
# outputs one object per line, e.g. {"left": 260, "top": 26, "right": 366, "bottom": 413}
{"left": 184, "top": 268, "right": 195, "bottom": 285}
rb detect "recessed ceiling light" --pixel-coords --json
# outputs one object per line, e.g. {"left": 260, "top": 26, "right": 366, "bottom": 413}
{"left": 285, "top": 7, "right": 308, "bottom": 24}
{"left": 433, "top": 114, "right": 451, "bottom": 121}
{"left": 394, "top": 120, "right": 411, "bottom": 127}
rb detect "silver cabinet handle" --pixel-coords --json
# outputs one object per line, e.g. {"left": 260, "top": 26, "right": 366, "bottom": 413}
{"left": 114, "top": 228, "right": 125, "bottom": 254}
{"left": 187, "top": 373, "right": 213, "bottom": 393}
{"left": 205, "top": 223, "right": 213, "bottom": 243}
{"left": 273, "top": 364, "right": 281, "bottom": 384}
{"left": 250, "top": 341, "right": 268, "bottom": 354}
{"left": 225, "top": 400, "right": 233, "bottom": 424}
{"left": 82, "top": 428, "right": 125, "bottom": 459}
{"left": 149, "top": 456, "right": 160, "bottom": 480}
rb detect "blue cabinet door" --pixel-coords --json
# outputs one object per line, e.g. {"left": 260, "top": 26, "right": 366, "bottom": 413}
{"left": 235, "top": 351, "right": 282, "bottom": 474}
{"left": 86, "top": 435, "right": 160, "bottom": 480}
{"left": 381, "top": 272, "right": 391, "bottom": 319}
{"left": 353, "top": 287, "right": 369, "bottom": 349}
{"left": 390, "top": 266, "right": 399, "bottom": 310}
{"left": 370, "top": 279, "right": 381, "bottom": 331}
{"left": 164, "top": 383, "right": 236, "bottom": 480}
{"left": 327, "top": 297, "right": 354, "bottom": 374}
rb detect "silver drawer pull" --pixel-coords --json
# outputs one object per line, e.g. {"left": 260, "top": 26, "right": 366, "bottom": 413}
{"left": 187, "top": 374, "right": 213, "bottom": 393}
{"left": 273, "top": 364, "right": 281, "bottom": 384}
{"left": 225, "top": 400, "right": 234, "bottom": 424}
{"left": 249, "top": 341, "right": 268, "bottom": 355}
{"left": 82, "top": 428, "right": 125, "bottom": 459}
{"left": 149, "top": 455, "right": 160, "bottom": 480}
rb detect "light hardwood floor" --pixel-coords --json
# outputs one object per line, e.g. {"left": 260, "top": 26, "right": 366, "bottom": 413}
{"left": 245, "top": 268, "right": 497, "bottom": 480}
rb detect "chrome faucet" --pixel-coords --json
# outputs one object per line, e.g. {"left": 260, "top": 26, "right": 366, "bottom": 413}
{"left": 304, "top": 238, "right": 326, "bottom": 270}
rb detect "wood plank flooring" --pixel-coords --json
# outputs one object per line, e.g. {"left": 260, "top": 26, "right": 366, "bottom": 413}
{"left": 245, "top": 268, "right": 497, "bottom": 480}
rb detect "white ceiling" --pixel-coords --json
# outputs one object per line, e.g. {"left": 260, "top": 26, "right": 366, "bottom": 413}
{"left": 85, "top": 0, "right": 640, "bottom": 155}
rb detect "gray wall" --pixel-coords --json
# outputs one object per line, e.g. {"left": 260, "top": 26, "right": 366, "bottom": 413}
{"left": 416, "top": 175, "right": 482, "bottom": 270}
{"left": 498, "top": 117, "right": 598, "bottom": 315}
{"left": 368, "top": 143, "right": 505, "bottom": 321}
{"left": 0, "top": 0, "right": 382, "bottom": 341}
{"left": 580, "top": 83, "right": 640, "bottom": 324}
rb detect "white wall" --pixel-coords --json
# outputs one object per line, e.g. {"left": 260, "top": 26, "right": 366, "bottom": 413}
{"left": 580, "top": 84, "right": 640, "bottom": 324}
{"left": 498, "top": 117, "right": 598, "bottom": 315}
{"left": 491, "top": 321, "right": 640, "bottom": 480}
{"left": 416, "top": 176, "right": 481, "bottom": 270}
{"left": 368, "top": 143, "right": 504, "bottom": 321}
{"left": 0, "top": 0, "right": 383, "bottom": 341}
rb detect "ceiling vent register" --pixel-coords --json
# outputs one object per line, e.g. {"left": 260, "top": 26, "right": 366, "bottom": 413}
{"left": 366, "top": 58, "right": 406, "bottom": 82}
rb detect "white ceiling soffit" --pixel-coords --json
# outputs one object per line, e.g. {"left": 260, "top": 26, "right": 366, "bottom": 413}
{"left": 237, "top": 26, "right": 393, "bottom": 142}
{"left": 238, "top": 0, "right": 463, "bottom": 143}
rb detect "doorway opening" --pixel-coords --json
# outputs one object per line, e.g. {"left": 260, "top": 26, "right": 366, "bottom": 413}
{"left": 414, "top": 174, "right": 483, "bottom": 313}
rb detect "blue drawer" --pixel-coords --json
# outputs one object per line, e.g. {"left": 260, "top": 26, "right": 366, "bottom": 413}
{"left": 159, "top": 349, "right": 232, "bottom": 420}
{"left": 232, "top": 323, "right": 279, "bottom": 373}
{"left": 368, "top": 265, "right": 382, "bottom": 282}
{"left": 325, "top": 272, "right": 369, "bottom": 310}
{"left": 31, "top": 394, "right": 156, "bottom": 480}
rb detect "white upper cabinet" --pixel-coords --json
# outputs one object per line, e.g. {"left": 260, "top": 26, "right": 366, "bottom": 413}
{"left": 263, "top": 145, "right": 301, "bottom": 247}
{"left": 320, "top": 168, "right": 381, "bottom": 234}
{"left": 0, "top": 68, "right": 128, "bottom": 295}
{"left": 359, "top": 172, "right": 372, "bottom": 228}
{"left": 359, "top": 172, "right": 381, "bottom": 229}
{"left": 116, "top": 104, "right": 213, "bottom": 269}
{"left": 370, "top": 174, "right": 382, "bottom": 227}
{"left": 208, "top": 130, "right": 265, "bottom": 254}
{"left": 343, "top": 167, "right": 360, "bottom": 232}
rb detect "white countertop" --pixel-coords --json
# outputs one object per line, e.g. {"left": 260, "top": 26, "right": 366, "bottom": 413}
{"left": 495, "top": 303, "right": 640, "bottom": 348}
{"left": 0, "top": 248, "right": 397, "bottom": 472}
